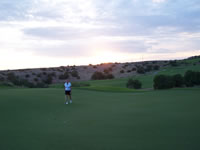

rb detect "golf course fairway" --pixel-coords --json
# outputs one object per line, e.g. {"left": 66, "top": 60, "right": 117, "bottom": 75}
{"left": 0, "top": 88, "right": 200, "bottom": 150}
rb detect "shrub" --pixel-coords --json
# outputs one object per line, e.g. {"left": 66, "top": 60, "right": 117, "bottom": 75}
{"left": 137, "top": 66, "right": 145, "bottom": 74}
{"left": 145, "top": 65, "right": 153, "bottom": 72}
{"left": 153, "top": 75, "right": 174, "bottom": 89}
{"left": 169, "top": 60, "right": 178, "bottom": 67}
{"left": 108, "top": 67, "right": 112, "bottom": 72}
{"left": 91, "top": 71, "right": 114, "bottom": 80}
{"left": 19, "top": 79, "right": 35, "bottom": 88}
{"left": 71, "top": 70, "right": 79, "bottom": 78}
{"left": 59, "top": 71, "right": 69, "bottom": 80}
{"left": 104, "top": 69, "right": 109, "bottom": 74}
{"left": 37, "top": 73, "right": 42, "bottom": 78}
{"left": 120, "top": 70, "right": 125, "bottom": 73}
{"left": 172, "top": 74, "right": 184, "bottom": 87}
{"left": 153, "top": 65, "right": 160, "bottom": 70}
{"left": 6, "top": 72, "right": 20, "bottom": 85}
{"left": 106, "top": 74, "right": 114, "bottom": 79}
{"left": 48, "top": 72, "right": 56, "bottom": 77}
{"left": 34, "top": 78, "right": 38, "bottom": 82}
{"left": 43, "top": 75, "right": 52, "bottom": 84}
{"left": 91, "top": 71, "right": 105, "bottom": 80}
{"left": 184, "top": 70, "right": 200, "bottom": 87}
{"left": 25, "top": 74, "right": 30, "bottom": 78}
{"left": 126, "top": 79, "right": 142, "bottom": 89}
{"left": 122, "top": 64, "right": 128, "bottom": 68}
{"left": 127, "top": 70, "right": 131, "bottom": 73}
{"left": 132, "top": 68, "right": 136, "bottom": 71}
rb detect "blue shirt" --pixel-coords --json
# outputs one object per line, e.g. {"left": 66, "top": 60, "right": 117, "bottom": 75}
{"left": 64, "top": 82, "right": 71, "bottom": 91}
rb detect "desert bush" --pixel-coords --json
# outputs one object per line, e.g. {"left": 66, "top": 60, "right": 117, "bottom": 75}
{"left": 153, "top": 75, "right": 174, "bottom": 89}
{"left": 48, "top": 72, "right": 56, "bottom": 78}
{"left": 91, "top": 71, "right": 105, "bottom": 80}
{"left": 106, "top": 74, "right": 114, "bottom": 79}
{"left": 145, "top": 65, "right": 153, "bottom": 72}
{"left": 71, "top": 70, "right": 79, "bottom": 78}
{"left": 122, "top": 64, "right": 128, "bottom": 68}
{"left": 42, "top": 72, "right": 47, "bottom": 75}
{"left": 34, "top": 78, "right": 38, "bottom": 82}
{"left": 104, "top": 69, "right": 109, "bottom": 74}
{"left": 43, "top": 75, "right": 53, "bottom": 84}
{"left": 6, "top": 72, "right": 20, "bottom": 85}
{"left": 132, "top": 68, "right": 136, "bottom": 71}
{"left": 25, "top": 74, "right": 30, "bottom": 78}
{"left": 37, "top": 73, "right": 42, "bottom": 78}
{"left": 137, "top": 66, "right": 145, "bottom": 74}
{"left": 126, "top": 79, "right": 142, "bottom": 89}
{"left": 59, "top": 71, "right": 69, "bottom": 80}
{"left": 91, "top": 71, "right": 114, "bottom": 80}
{"left": 120, "top": 70, "right": 125, "bottom": 73}
{"left": 19, "top": 79, "right": 35, "bottom": 88}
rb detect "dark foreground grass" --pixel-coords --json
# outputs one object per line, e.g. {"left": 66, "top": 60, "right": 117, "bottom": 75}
{"left": 0, "top": 88, "right": 200, "bottom": 150}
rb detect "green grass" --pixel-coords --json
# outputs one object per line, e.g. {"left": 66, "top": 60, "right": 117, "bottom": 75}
{"left": 0, "top": 88, "right": 200, "bottom": 150}
{"left": 1, "top": 60, "right": 200, "bottom": 150}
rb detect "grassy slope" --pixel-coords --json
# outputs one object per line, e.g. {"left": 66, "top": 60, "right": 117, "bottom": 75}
{"left": 0, "top": 88, "right": 200, "bottom": 150}
{"left": 64, "top": 60, "right": 200, "bottom": 92}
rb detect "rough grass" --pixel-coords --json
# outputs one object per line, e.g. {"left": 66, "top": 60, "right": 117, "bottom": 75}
{"left": 0, "top": 88, "right": 200, "bottom": 150}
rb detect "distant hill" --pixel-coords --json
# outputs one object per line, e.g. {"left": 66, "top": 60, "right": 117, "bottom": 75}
{"left": 0, "top": 55, "right": 200, "bottom": 88}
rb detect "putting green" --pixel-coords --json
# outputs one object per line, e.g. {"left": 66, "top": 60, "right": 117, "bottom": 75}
{"left": 0, "top": 88, "right": 200, "bottom": 150}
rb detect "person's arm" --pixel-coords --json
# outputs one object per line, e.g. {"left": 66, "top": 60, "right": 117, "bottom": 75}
{"left": 70, "top": 83, "right": 72, "bottom": 91}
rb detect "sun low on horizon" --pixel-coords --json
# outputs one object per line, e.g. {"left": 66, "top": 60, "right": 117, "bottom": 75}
{"left": 0, "top": 0, "right": 200, "bottom": 70}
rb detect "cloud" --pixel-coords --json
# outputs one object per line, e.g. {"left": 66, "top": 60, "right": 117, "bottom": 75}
{"left": 0, "top": 0, "right": 200, "bottom": 69}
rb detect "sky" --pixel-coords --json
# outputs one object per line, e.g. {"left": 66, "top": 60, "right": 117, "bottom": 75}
{"left": 0, "top": 0, "right": 200, "bottom": 70}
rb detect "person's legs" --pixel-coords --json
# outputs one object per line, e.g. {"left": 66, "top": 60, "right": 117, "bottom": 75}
{"left": 69, "top": 91, "right": 72, "bottom": 103}
{"left": 65, "top": 91, "right": 69, "bottom": 104}
{"left": 69, "top": 96, "right": 72, "bottom": 103}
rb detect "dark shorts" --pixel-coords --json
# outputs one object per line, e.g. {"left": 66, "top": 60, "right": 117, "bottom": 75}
{"left": 65, "top": 90, "right": 71, "bottom": 95}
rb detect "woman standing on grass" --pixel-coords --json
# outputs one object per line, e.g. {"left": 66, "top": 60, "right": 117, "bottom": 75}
{"left": 64, "top": 80, "right": 72, "bottom": 104}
